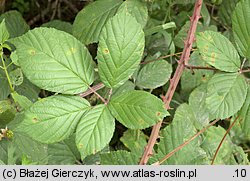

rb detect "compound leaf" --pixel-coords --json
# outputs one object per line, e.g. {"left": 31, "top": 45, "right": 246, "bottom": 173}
{"left": 10, "top": 27, "right": 95, "bottom": 94}
{"left": 76, "top": 104, "right": 115, "bottom": 159}
{"left": 97, "top": 10, "right": 145, "bottom": 88}
{"left": 15, "top": 95, "right": 90, "bottom": 143}
{"left": 108, "top": 90, "right": 169, "bottom": 129}
{"left": 206, "top": 73, "right": 247, "bottom": 119}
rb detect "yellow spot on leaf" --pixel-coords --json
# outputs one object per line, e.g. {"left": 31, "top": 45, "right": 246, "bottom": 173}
{"left": 28, "top": 49, "right": 36, "bottom": 56}
{"left": 79, "top": 144, "right": 84, "bottom": 149}
{"left": 203, "top": 45, "right": 209, "bottom": 53}
{"left": 32, "top": 118, "right": 38, "bottom": 123}
{"left": 206, "top": 35, "right": 213, "bottom": 42}
{"left": 103, "top": 48, "right": 109, "bottom": 54}
{"left": 138, "top": 119, "right": 144, "bottom": 124}
{"left": 211, "top": 52, "right": 216, "bottom": 64}
{"left": 66, "top": 47, "right": 77, "bottom": 55}
{"left": 156, "top": 112, "right": 161, "bottom": 116}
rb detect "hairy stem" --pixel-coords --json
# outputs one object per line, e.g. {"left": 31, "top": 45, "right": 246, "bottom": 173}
{"left": 139, "top": 0, "right": 203, "bottom": 165}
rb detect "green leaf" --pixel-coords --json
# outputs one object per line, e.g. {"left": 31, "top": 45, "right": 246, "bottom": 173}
{"left": 83, "top": 146, "right": 109, "bottom": 165}
{"left": 73, "top": 0, "right": 123, "bottom": 44}
{"left": 10, "top": 51, "right": 19, "bottom": 66}
{"left": 146, "top": 31, "right": 174, "bottom": 56}
{"left": 189, "top": 85, "right": 212, "bottom": 128}
{"left": 206, "top": 73, "right": 247, "bottom": 119}
{"left": 112, "top": 81, "right": 135, "bottom": 97}
{"left": 11, "top": 91, "right": 32, "bottom": 110}
{"left": 97, "top": 9, "right": 145, "bottom": 88}
{"left": 117, "top": 0, "right": 148, "bottom": 28}
{"left": 144, "top": 22, "right": 176, "bottom": 36}
{"left": 76, "top": 104, "right": 115, "bottom": 159}
{"left": 0, "top": 140, "right": 18, "bottom": 164}
{"left": 0, "top": 19, "right": 9, "bottom": 43}
{"left": 0, "top": 140, "right": 8, "bottom": 164}
{"left": 108, "top": 90, "right": 169, "bottom": 129}
{"left": 197, "top": 31, "right": 240, "bottom": 72}
{"left": 232, "top": 0, "right": 250, "bottom": 58}
{"left": 136, "top": 60, "right": 172, "bottom": 89}
{"left": 174, "top": 21, "right": 217, "bottom": 48}
{"left": 15, "top": 78, "right": 40, "bottom": 102}
{"left": 42, "top": 20, "right": 72, "bottom": 34}
{"left": 13, "top": 131, "right": 48, "bottom": 165}
{"left": 181, "top": 51, "right": 213, "bottom": 96}
{"left": 48, "top": 135, "right": 80, "bottom": 165}
{"left": 15, "top": 95, "right": 90, "bottom": 143}
{"left": 218, "top": 0, "right": 239, "bottom": 27}
{"left": 9, "top": 68, "right": 23, "bottom": 86}
{"left": 0, "top": 70, "right": 10, "bottom": 101}
{"left": 201, "top": 2, "right": 211, "bottom": 26}
{"left": 235, "top": 86, "right": 250, "bottom": 139}
{"left": 6, "top": 142, "right": 19, "bottom": 164}
{"left": 0, "top": 100, "right": 16, "bottom": 127}
{"left": 152, "top": 104, "right": 208, "bottom": 164}
{"left": 100, "top": 150, "right": 139, "bottom": 165}
{"left": 0, "top": 10, "right": 29, "bottom": 38}
{"left": 201, "top": 126, "right": 237, "bottom": 164}
{"left": 120, "top": 129, "right": 147, "bottom": 156}
{"left": 10, "top": 27, "right": 95, "bottom": 94}
{"left": 232, "top": 145, "right": 249, "bottom": 164}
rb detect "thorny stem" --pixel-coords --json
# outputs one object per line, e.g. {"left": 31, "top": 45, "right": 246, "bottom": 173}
{"left": 153, "top": 119, "right": 220, "bottom": 165}
{"left": 139, "top": 0, "right": 203, "bottom": 165}
{"left": 0, "top": 50, "right": 14, "bottom": 92}
{"left": 211, "top": 116, "right": 240, "bottom": 165}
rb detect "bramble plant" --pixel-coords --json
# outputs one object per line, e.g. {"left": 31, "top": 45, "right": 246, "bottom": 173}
{"left": 0, "top": 0, "right": 249, "bottom": 165}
